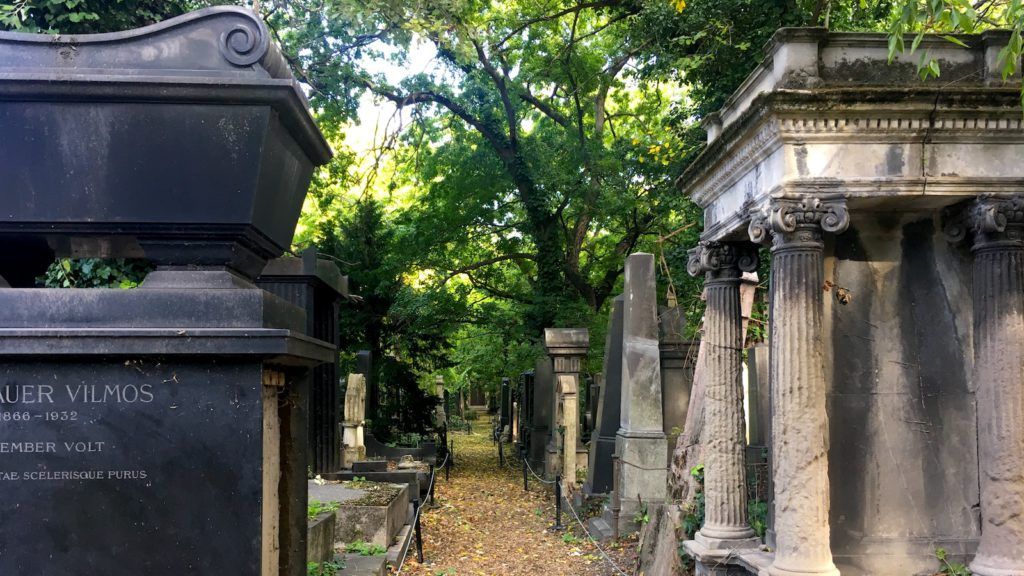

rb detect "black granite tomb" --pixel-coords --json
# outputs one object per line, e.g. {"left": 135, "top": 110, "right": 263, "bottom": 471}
{"left": 0, "top": 8, "right": 333, "bottom": 576}
{"left": 530, "top": 356, "right": 554, "bottom": 472}
{"left": 258, "top": 249, "right": 350, "bottom": 474}
{"left": 586, "top": 295, "right": 623, "bottom": 495}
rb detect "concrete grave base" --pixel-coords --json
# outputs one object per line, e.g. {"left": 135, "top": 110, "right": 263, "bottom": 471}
{"left": 683, "top": 539, "right": 772, "bottom": 576}
{"left": 614, "top": 430, "right": 667, "bottom": 534}
{"left": 307, "top": 512, "right": 337, "bottom": 565}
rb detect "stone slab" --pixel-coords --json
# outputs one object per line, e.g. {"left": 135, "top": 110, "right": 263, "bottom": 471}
{"left": 352, "top": 460, "right": 388, "bottom": 473}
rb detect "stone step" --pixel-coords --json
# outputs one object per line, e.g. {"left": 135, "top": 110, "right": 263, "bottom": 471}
{"left": 337, "top": 553, "right": 386, "bottom": 576}
{"left": 586, "top": 516, "right": 614, "bottom": 542}
{"left": 385, "top": 523, "right": 414, "bottom": 568}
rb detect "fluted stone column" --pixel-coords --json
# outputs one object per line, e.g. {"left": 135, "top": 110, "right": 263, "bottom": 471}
{"left": 687, "top": 241, "right": 761, "bottom": 550}
{"left": 749, "top": 197, "right": 848, "bottom": 576}
{"left": 954, "top": 196, "right": 1024, "bottom": 576}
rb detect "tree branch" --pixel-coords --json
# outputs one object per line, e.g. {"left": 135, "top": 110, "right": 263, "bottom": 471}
{"left": 442, "top": 253, "right": 537, "bottom": 282}
{"left": 495, "top": 0, "right": 631, "bottom": 49}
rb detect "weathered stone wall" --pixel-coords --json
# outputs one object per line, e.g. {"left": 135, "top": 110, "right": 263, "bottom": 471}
{"left": 827, "top": 213, "right": 980, "bottom": 574}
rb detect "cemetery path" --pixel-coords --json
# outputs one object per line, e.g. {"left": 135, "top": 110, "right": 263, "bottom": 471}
{"left": 397, "top": 430, "right": 637, "bottom": 576}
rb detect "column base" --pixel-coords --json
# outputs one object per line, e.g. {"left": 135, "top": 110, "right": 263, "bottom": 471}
{"left": 970, "top": 556, "right": 1024, "bottom": 576}
{"left": 695, "top": 529, "right": 761, "bottom": 551}
{"left": 767, "top": 561, "right": 840, "bottom": 576}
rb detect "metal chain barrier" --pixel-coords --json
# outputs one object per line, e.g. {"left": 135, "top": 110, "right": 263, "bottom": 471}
{"left": 510, "top": 443, "right": 631, "bottom": 576}
{"left": 562, "top": 496, "right": 631, "bottom": 576}
{"left": 521, "top": 452, "right": 556, "bottom": 485}
{"left": 394, "top": 449, "right": 450, "bottom": 575}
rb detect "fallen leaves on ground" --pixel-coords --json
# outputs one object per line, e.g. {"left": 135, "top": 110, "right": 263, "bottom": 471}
{"left": 395, "top": 431, "right": 637, "bottom": 576}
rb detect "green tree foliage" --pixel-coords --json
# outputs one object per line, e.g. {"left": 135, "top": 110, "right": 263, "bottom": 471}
{"left": 288, "top": 0, "right": 699, "bottom": 333}
{"left": 887, "top": 0, "right": 1023, "bottom": 90}
{"left": 0, "top": 0, "right": 217, "bottom": 33}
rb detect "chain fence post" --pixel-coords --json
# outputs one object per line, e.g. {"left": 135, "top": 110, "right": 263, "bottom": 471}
{"left": 553, "top": 474, "right": 566, "bottom": 531}
{"left": 611, "top": 452, "right": 621, "bottom": 540}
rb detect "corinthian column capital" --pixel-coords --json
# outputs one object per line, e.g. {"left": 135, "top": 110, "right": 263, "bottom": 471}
{"left": 748, "top": 197, "right": 850, "bottom": 249}
{"left": 686, "top": 241, "right": 759, "bottom": 280}
{"left": 944, "top": 195, "right": 1024, "bottom": 249}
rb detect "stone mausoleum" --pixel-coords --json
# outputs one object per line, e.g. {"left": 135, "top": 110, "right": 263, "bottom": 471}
{"left": 680, "top": 28, "right": 1024, "bottom": 576}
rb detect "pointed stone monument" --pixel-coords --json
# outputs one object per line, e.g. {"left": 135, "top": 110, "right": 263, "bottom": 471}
{"left": 615, "top": 253, "right": 668, "bottom": 532}
{"left": 586, "top": 295, "right": 624, "bottom": 495}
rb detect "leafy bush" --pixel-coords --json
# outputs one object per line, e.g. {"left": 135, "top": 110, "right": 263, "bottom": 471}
{"left": 748, "top": 499, "right": 768, "bottom": 538}
{"left": 345, "top": 541, "right": 386, "bottom": 556}
{"left": 681, "top": 464, "right": 705, "bottom": 539}
{"left": 39, "top": 258, "right": 152, "bottom": 289}
{"left": 935, "top": 547, "right": 971, "bottom": 576}
{"left": 307, "top": 500, "right": 339, "bottom": 520}
{"left": 307, "top": 560, "right": 343, "bottom": 576}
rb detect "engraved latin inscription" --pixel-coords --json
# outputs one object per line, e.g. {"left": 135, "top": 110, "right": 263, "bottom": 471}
{"left": 1, "top": 380, "right": 155, "bottom": 482}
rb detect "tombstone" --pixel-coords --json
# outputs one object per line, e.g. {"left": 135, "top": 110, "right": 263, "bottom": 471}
{"left": 746, "top": 343, "right": 770, "bottom": 447}
{"left": 342, "top": 374, "right": 368, "bottom": 467}
{"left": 530, "top": 357, "right": 555, "bottom": 473}
{"left": 615, "top": 253, "right": 668, "bottom": 533}
{"left": 586, "top": 295, "right": 624, "bottom": 495}
{"left": 257, "top": 249, "right": 349, "bottom": 474}
{"left": 355, "top": 350, "right": 375, "bottom": 425}
{"left": 433, "top": 375, "right": 447, "bottom": 431}
{"left": 0, "top": 8, "right": 333, "bottom": 576}
{"left": 545, "top": 328, "right": 589, "bottom": 488}
{"left": 517, "top": 370, "right": 534, "bottom": 457}
{"left": 658, "top": 306, "right": 698, "bottom": 464}
{"left": 676, "top": 28, "right": 1022, "bottom": 576}
{"left": 499, "top": 377, "right": 512, "bottom": 442}
{"left": 585, "top": 374, "right": 601, "bottom": 443}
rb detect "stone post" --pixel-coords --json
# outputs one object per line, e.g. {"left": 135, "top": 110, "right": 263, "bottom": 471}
{"left": 545, "top": 328, "right": 590, "bottom": 488}
{"left": 559, "top": 374, "right": 579, "bottom": 491}
{"left": 616, "top": 253, "right": 668, "bottom": 531}
{"left": 952, "top": 196, "right": 1024, "bottom": 576}
{"left": 748, "top": 197, "right": 848, "bottom": 576}
{"left": 434, "top": 375, "right": 447, "bottom": 431}
{"left": 342, "top": 373, "right": 367, "bottom": 467}
{"left": 686, "top": 241, "right": 761, "bottom": 550}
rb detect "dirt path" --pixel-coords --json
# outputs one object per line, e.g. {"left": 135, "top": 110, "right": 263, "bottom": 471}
{"left": 396, "top": 431, "right": 635, "bottom": 576}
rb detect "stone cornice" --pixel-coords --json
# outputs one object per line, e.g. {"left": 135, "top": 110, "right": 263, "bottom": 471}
{"left": 679, "top": 88, "right": 1024, "bottom": 209}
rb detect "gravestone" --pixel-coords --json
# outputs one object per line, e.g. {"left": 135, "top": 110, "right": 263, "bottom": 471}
{"left": 615, "top": 253, "right": 668, "bottom": 532}
{"left": 343, "top": 374, "right": 367, "bottom": 467}
{"left": 586, "top": 295, "right": 624, "bottom": 496}
{"left": 658, "top": 306, "right": 698, "bottom": 464}
{"left": 355, "top": 350, "right": 375, "bottom": 425}
{"left": 517, "top": 370, "right": 534, "bottom": 458}
{"left": 499, "top": 377, "right": 512, "bottom": 442}
{"left": 0, "top": 8, "right": 333, "bottom": 576}
{"left": 545, "top": 328, "right": 589, "bottom": 488}
{"left": 258, "top": 249, "right": 349, "bottom": 474}
{"left": 530, "top": 357, "right": 555, "bottom": 473}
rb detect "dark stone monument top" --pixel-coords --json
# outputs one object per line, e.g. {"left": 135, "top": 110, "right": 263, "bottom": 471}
{"left": 0, "top": 9, "right": 334, "bottom": 575}
{"left": 260, "top": 250, "right": 351, "bottom": 301}
{"left": 0, "top": 6, "right": 332, "bottom": 281}
{"left": 257, "top": 249, "right": 350, "bottom": 474}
